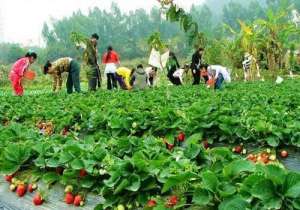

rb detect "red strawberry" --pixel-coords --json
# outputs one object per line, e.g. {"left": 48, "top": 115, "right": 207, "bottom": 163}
{"left": 202, "top": 140, "right": 209, "bottom": 149}
{"left": 147, "top": 199, "right": 157, "bottom": 207}
{"left": 33, "top": 193, "right": 44, "bottom": 206}
{"left": 247, "top": 154, "right": 255, "bottom": 160}
{"left": 261, "top": 156, "right": 269, "bottom": 164}
{"left": 28, "top": 183, "right": 37, "bottom": 193}
{"left": 79, "top": 169, "right": 87, "bottom": 177}
{"left": 177, "top": 132, "right": 185, "bottom": 142}
{"left": 73, "top": 195, "right": 83, "bottom": 206}
{"left": 62, "top": 127, "right": 69, "bottom": 136}
{"left": 233, "top": 145, "right": 243, "bottom": 154}
{"left": 280, "top": 150, "right": 288, "bottom": 158}
{"left": 56, "top": 167, "right": 64, "bottom": 175}
{"left": 166, "top": 143, "right": 174, "bottom": 151}
{"left": 16, "top": 184, "right": 27, "bottom": 197}
{"left": 5, "top": 175, "right": 13, "bottom": 183}
{"left": 166, "top": 195, "right": 178, "bottom": 207}
{"left": 169, "top": 195, "right": 178, "bottom": 205}
{"left": 65, "top": 192, "right": 74, "bottom": 204}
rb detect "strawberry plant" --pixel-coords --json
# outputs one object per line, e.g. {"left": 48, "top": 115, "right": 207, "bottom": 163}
{"left": 0, "top": 80, "right": 300, "bottom": 209}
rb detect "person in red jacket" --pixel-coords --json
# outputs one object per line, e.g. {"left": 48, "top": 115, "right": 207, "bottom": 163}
{"left": 102, "top": 46, "right": 120, "bottom": 90}
{"left": 9, "top": 52, "right": 37, "bottom": 96}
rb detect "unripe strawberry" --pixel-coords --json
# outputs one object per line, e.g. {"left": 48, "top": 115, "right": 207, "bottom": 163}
{"left": 9, "top": 184, "right": 16, "bottom": 192}
{"left": 117, "top": 204, "right": 125, "bottom": 210}
{"left": 64, "top": 185, "right": 73, "bottom": 193}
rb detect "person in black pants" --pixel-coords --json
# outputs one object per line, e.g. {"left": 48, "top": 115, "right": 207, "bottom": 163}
{"left": 43, "top": 57, "right": 81, "bottom": 94}
{"left": 191, "top": 48, "right": 204, "bottom": 85}
{"left": 166, "top": 52, "right": 181, "bottom": 85}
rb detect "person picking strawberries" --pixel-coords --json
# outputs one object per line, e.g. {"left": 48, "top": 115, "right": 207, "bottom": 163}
{"left": 115, "top": 67, "right": 135, "bottom": 90}
{"left": 9, "top": 52, "right": 37, "bottom": 96}
{"left": 43, "top": 57, "right": 81, "bottom": 94}
{"left": 200, "top": 64, "right": 231, "bottom": 89}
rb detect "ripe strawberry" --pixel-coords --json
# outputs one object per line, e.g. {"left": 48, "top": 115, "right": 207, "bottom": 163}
{"left": 56, "top": 167, "right": 64, "bottom": 175}
{"left": 5, "top": 175, "right": 13, "bottom": 183}
{"left": 260, "top": 156, "right": 269, "bottom": 164}
{"left": 79, "top": 169, "right": 87, "bottom": 177}
{"left": 166, "top": 143, "right": 174, "bottom": 151}
{"left": 177, "top": 132, "right": 185, "bottom": 142}
{"left": 280, "top": 150, "right": 288, "bottom": 158}
{"left": 73, "top": 195, "right": 83, "bottom": 206}
{"left": 28, "top": 183, "right": 37, "bottom": 193}
{"left": 247, "top": 154, "right": 257, "bottom": 163}
{"left": 147, "top": 199, "right": 157, "bottom": 207}
{"left": 65, "top": 192, "right": 74, "bottom": 204}
{"left": 62, "top": 127, "right": 69, "bottom": 136}
{"left": 16, "top": 184, "right": 27, "bottom": 197}
{"left": 202, "top": 140, "right": 209, "bottom": 149}
{"left": 169, "top": 195, "right": 178, "bottom": 205}
{"left": 33, "top": 193, "right": 44, "bottom": 206}
{"left": 261, "top": 152, "right": 269, "bottom": 159}
{"left": 247, "top": 154, "right": 255, "bottom": 160}
{"left": 233, "top": 145, "right": 243, "bottom": 154}
{"left": 166, "top": 195, "right": 178, "bottom": 207}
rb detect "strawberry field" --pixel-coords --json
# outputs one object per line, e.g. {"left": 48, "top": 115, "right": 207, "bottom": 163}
{"left": 1, "top": 80, "right": 300, "bottom": 210}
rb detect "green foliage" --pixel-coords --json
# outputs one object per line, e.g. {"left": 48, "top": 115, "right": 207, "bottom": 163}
{"left": 0, "top": 43, "right": 26, "bottom": 65}
{"left": 147, "top": 32, "right": 167, "bottom": 52}
{"left": 41, "top": 3, "right": 188, "bottom": 61}
{"left": 1, "top": 80, "right": 300, "bottom": 209}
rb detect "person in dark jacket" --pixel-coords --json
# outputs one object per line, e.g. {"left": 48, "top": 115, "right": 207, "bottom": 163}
{"left": 83, "top": 33, "right": 100, "bottom": 91}
{"left": 191, "top": 48, "right": 204, "bottom": 85}
{"left": 166, "top": 52, "right": 181, "bottom": 85}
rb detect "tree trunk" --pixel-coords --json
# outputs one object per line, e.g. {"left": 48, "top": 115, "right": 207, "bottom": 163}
{"left": 267, "top": 51, "right": 277, "bottom": 78}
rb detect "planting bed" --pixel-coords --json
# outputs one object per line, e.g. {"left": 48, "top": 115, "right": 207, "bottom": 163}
{"left": 1, "top": 80, "right": 300, "bottom": 209}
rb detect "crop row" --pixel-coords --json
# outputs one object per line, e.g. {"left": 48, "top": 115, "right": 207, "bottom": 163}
{"left": 1, "top": 80, "right": 300, "bottom": 147}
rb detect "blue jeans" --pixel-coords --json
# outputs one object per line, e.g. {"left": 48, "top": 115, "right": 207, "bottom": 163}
{"left": 215, "top": 74, "right": 224, "bottom": 90}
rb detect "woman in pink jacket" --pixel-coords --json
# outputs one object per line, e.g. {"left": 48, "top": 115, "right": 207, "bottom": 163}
{"left": 9, "top": 52, "right": 37, "bottom": 96}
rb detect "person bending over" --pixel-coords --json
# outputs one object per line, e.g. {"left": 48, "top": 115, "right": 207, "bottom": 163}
{"left": 44, "top": 57, "right": 81, "bottom": 94}
{"left": 116, "top": 67, "right": 135, "bottom": 90}
{"left": 200, "top": 64, "right": 231, "bottom": 89}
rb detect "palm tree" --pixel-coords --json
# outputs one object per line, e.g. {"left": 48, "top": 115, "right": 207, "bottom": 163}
{"left": 255, "top": 3, "right": 300, "bottom": 76}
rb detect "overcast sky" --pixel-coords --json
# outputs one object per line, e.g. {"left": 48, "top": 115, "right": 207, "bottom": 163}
{"left": 0, "top": 0, "right": 203, "bottom": 46}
